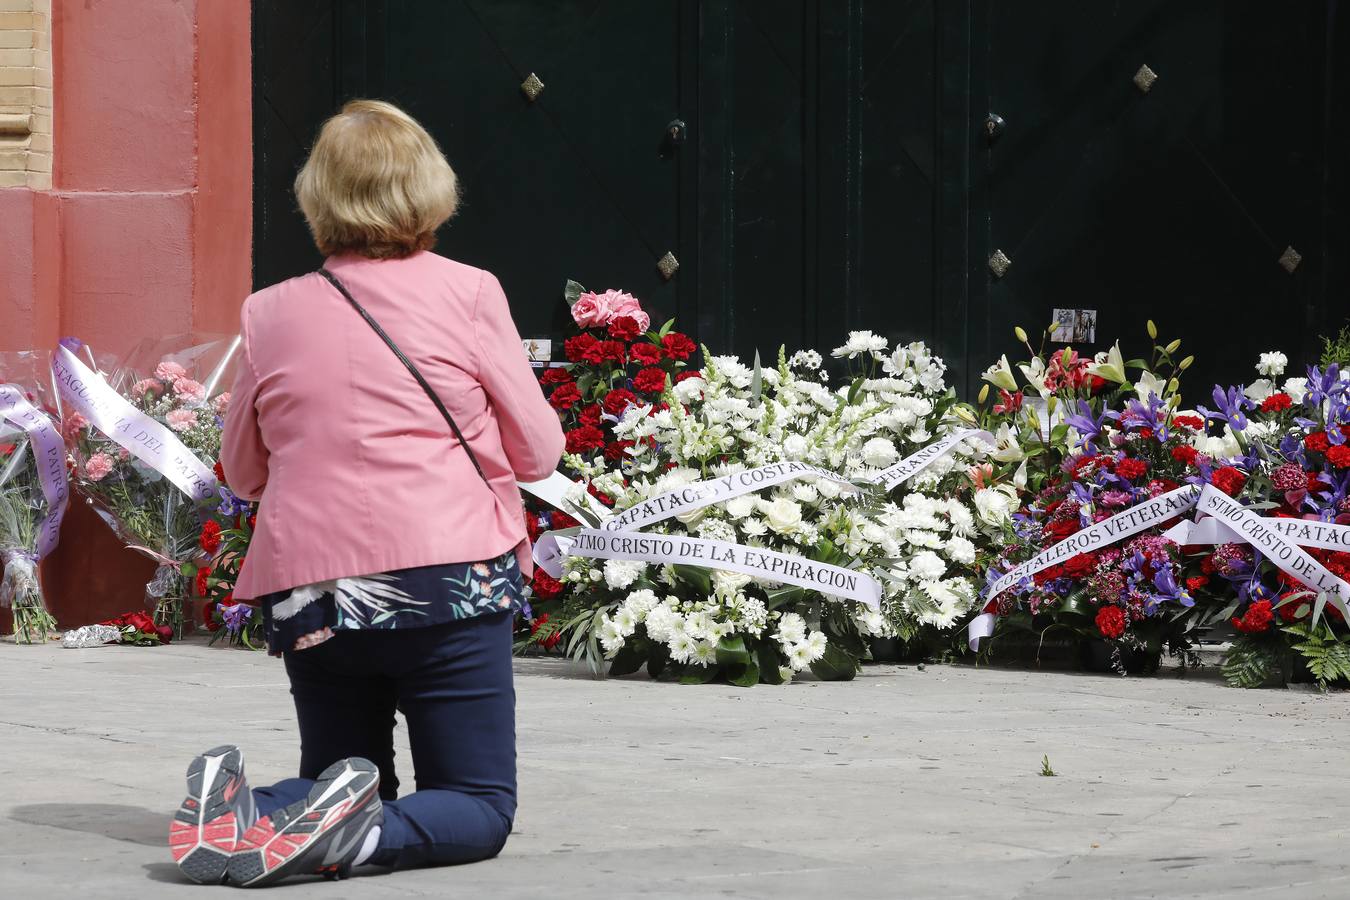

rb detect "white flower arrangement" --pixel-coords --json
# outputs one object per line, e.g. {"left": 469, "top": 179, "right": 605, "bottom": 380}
{"left": 550, "top": 335, "right": 992, "bottom": 684}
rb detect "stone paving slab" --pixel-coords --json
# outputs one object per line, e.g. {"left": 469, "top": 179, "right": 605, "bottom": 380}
{"left": 1, "top": 638, "right": 1348, "bottom": 898}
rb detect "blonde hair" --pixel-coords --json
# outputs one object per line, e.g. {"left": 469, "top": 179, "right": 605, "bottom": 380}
{"left": 295, "top": 99, "right": 459, "bottom": 259}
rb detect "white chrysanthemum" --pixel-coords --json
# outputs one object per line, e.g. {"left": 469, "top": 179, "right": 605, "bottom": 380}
{"left": 945, "top": 535, "right": 976, "bottom": 565}
{"left": 910, "top": 550, "right": 947, "bottom": 581}
{"left": 644, "top": 604, "right": 680, "bottom": 643}
{"left": 861, "top": 437, "right": 899, "bottom": 468}
{"left": 789, "top": 349, "right": 823, "bottom": 370}
{"left": 599, "top": 619, "right": 625, "bottom": 655}
{"left": 623, "top": 589, "right": 659, "bottom": 615}
{"left": 782, "top": 433, "right": 809, "bottom": 459}
{"left": 973, "top": 486, "right": 1016, "bottom": 527}
{"left": 691, "top": 640, "right": 718, "bottom": 665}
{"left": 613, "top": 606, "right": 638, "bottom": 637}
{"left": 1257, "top": 351, "right": 1289, "bottom": 378}
{"left": 669, "top": 631, "right": 698, "bottom": 663}
{"left": 603, "top": 559, "right": 644, "bottom": 590}
{"left": 787, "top": 642, "right": 813, "bottom": 671}
{"left": 804, "top": 630, "right": 827, "bottom": 662}
{"left": 776, "top": 612, "right": 807, "bottom": 645}
{"left": 790, "top": 482, "right": 819, "bottom": 504}
{"left": 831, "top": 330, "right": 888, "bottom": 360}
{"left": 741, "top": 517, "right": 769, "bottom": 537}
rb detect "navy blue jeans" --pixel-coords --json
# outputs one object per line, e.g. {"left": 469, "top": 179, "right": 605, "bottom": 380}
{"left": 251, "top": 611, "right": 516, "bottom": 869}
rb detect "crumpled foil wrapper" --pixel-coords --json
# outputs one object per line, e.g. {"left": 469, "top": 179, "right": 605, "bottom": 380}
{"left": 61, "top": 624, "right": 121, "bottom": 648}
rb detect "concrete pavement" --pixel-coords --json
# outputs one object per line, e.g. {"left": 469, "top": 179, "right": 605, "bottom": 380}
{"left": 1, "top": 638, "right": 1348, "bottom": 899}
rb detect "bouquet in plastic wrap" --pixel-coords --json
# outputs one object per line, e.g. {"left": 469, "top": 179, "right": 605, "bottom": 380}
{"left": 52, "top": 334, "right": 238, "bottom": 639}
{"left": 0, "top": 351, "right": 69, "bottom": 643}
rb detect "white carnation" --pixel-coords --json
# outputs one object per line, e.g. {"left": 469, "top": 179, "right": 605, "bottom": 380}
{"left": 603, "top": 559, "right": 644, "bottom": 590}
{"left": 1257, "top": 351, "right": 1289, "bottom": 378}
{"left": 724, "top": 494, "right": 757, "bottom": 519}
{"left": 945, "top": 535, "right": 976, "bottom": 565}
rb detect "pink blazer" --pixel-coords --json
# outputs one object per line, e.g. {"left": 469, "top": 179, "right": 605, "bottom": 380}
{"left": 221, "top": 252, "right": 565, "bottom": 599}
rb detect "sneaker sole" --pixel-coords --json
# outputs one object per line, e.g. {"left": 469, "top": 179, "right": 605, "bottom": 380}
{"left": 169, "top": 744, "right": 247, "bottom": 884}
{"left": 228, "top": 758, "right": 380, "bottom": 888}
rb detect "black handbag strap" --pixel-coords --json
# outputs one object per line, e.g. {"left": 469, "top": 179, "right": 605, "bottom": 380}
{"left": 317, "top": 267, "right": 490, "bottom": 485}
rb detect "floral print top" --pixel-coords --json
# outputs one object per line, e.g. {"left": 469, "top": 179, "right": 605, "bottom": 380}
{"left": 258, "top": 551, "right": 525, "bottom": 655}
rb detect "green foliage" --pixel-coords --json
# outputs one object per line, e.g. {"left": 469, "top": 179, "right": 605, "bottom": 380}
{"left": 1319, "top": 322, "right": 1350, "bottom": 367}
{"left": 1222, "top": 637, "right": 1281, "bottom": 689}
{"left": 1039, "top": 754, "right": 1056, "bottom": 777}
{"left": 563, "top": 279, "right": 586, "bottom": 307}
{"left": 1284, "top": 623, "right": 1350, "bottom": 690}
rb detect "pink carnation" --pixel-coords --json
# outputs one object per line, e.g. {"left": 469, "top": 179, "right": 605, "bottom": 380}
{"left": 570, "top": 291, "right": 616, "bottom": 329}
{"left": 172, "top": 378, "right": 207, "bottom": 405}
{"left": 62, "top": 412, "right": 88, "bottom": 441}
{"left": 211, "top": 392, "right": 231, "bottom": 415}
{"left": 154, "top": 360, "right": 188, "bottom": 381}
{"left": 166, "top": 409, "right": 198, "bottom": 432}
{"left": 85, "top": 452, "right": 114, "bottom": 481}
{"left": 132, "top": 378, "right": 163, "bottom": 398}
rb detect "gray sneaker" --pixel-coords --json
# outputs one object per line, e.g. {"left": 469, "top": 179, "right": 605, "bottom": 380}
{"left": 227, "top": 757, "right": 383, "bottom": 887}
{"left": 169, "top": 744, "right": 258, "bottom": 884}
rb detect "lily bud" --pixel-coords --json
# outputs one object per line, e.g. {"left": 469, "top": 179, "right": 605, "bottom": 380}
{"left": 1167, "top": 378, "right": 1179, "bottom": 395}
{"left": 1146, "top": 320, "right": 1158, "bottom": 339}
{"left": 1178, "top": 355, "right": 1194, "bottom": 371}
{"left": 1165, "top": 339, "right": 1181, "bottom": 354}
{"left": 1046, "top": 396, "right": 1058, "bottom": 414}
{"left": 1014, "top": 325, "right": 1028, "bottom": 343}
{"left": 977, "top": 384, "right": 990, "bottom": 404}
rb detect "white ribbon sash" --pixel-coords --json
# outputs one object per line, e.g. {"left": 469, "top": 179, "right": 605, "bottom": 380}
{"left": 873, "top": 428, "right": 994, "bottom": 492}
{"left": 517, "top": 470, "right": 612, "bottom": 522}
{"left": 600, "top": 460, "right": 862, "bottom": 533}
{"left": 985, "top": 483, "right": 1202, "bottom": 600}
{"left": 1166, "top": 512, "right": 1350, "bottom": 555}
{"left": 549, "top": 528, "right": 881, "bottom": 608}
{"left": 0, "top": 386, "right": 69, "bottom": 560}
{"left": 1169, "top": 485, "right": 1350, "bottom": 619}
{"left": 51, "top": 345, "right": 218, "bottom": 502}
{"left": 523, "top": 427, "right": 992, "bottom": 608}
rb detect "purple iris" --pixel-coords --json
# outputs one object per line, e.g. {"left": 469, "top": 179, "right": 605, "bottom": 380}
{"left": 217, "top": 486, "right": 247, "bottom": 517}
{"left": 1121, "top": 393, "right": 1170, "bottom": 440}
{"left": 222, "top": 602, "right": 252, "bottom": 634}
{"left": 1198, "top": 385, "right": 1252, "bottom": 432}
{"left": 1151, "top": 564, "right": 1193, "bottom": 608}
{"left": 1065, "top": 401, "right": 1115, "bottom": 449}
{"left": 1304, "top": 364, "right": 1342, "bottom": 409}
{"left": 58, "top": 336, "right": 84, "bottom": 353}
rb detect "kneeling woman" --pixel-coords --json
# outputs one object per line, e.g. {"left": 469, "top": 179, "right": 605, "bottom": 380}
{"left": 167, "top": 99, "right": 563, "bottom": 887}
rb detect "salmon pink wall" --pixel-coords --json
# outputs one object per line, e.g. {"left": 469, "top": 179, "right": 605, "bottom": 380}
{"left": 0, "top": 1, "right": 252, "bottom": 630}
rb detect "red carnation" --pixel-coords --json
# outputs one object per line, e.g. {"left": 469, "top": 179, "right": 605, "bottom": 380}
{"left": 1063, "top": 553, "right": 1096, "bottom": 579}
{"left": 563, "top": 333, "right": 599, "bottom": 363}
{"left": 195, "top": 566, "right": 212, "bottom": 597}
{"left": 1232, "top": 599, "right": 1274, "bottom": 633}
{"left": 564, "top": 426, "right": 606, "bottom": 454}
{"left": 155, "top": 624, "right": 174, "bottom": 644}
{"left": 661, "top": 332, "right": 697, "bottom": 361}
{"left": 1328, "top": 445, "right": 1350, "bottom": 469}
{"left": 548, "top": 383, "right": 582, "bottom": 411}
{"left": 199, "top": 520, "right": 223, "bottom": 555}
{"left": 597, "top": 340, "right": 628, "bottom": 364}
{"left": 203, "top": 602, "right": 222, "bottom": 632}
{"left": 602, "top": 388, "right": 639, "bottom": 418}
{"left": 1044, "top": 518, "right": 1079, "bottom": 541}
{"left": 675, "top": 370, "right": 702, "bottom": 383}
{"left": 1171, "top": 445, "right": 1199, "bottom": 466}
{"left": 1305, "top": 431, "right": 1332, "bottom": 453}
{"left": 1116, "top": 458, "right": 1148, "bottom": 480}
{"left": 1308, "top": 472, "right": 1325, "bottom": 493}
{"left": 550, "top": 510, "right": 580, "bottom": 530}
{"left": 531, "top": 571, "right": 564, "bottom": 600}
{"left": 1185, "top": 575, "right": 1209, "bottom": 592}
{"left": 1211, "top": 466, "right": 1247, "bottom": 497}
{"left": 539, "top": 367, "right": 574, "bottom": 386}
{"left": 1172, "top": 415, "right": 1204, "bottom": 430}
{"left": 577, "top": 404, "right": 602, "bottom": 427}
{"left": 1259, "top": 392, "right": 1292, "bottom": 413}
{"left": 632, "top": 367, "right": 668, "bottom": 394}
{"left": 1095, "top": 605, "right": 1127, "bottom": 640}
{"left": 604, "top": 439, "right": 635, "bottom": 462}
{"left": 213, "top": 460, "right": 226, "bottom": 482}
{"left": 631, "top": 343, "right": 663, "bottom": 366}
{"left": 607, "top": 316, "right": 643, "bottom": 341}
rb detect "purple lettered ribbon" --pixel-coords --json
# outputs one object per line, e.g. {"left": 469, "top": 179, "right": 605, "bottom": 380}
{"left": 0, "top": 385, "right": 69, "bottom": 561}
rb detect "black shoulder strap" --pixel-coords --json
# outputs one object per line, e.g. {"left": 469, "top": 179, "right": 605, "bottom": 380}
{"left": 317, "top": 267, "right": 490, "bottom": 485}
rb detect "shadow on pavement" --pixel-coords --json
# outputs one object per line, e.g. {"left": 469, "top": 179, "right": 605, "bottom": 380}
{"left": 10, "top": 802, "right": 167, "bottom": 846}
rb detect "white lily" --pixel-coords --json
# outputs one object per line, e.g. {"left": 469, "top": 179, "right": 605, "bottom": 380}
{"left": 981, "top": 354, "right": 1017, "bottom": 392}
{"left": 1087, "top": 342, "right": 1127, "bottom": 384}
{"left": 1134, "top": 370, "right": 1168, "bottom": 403}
